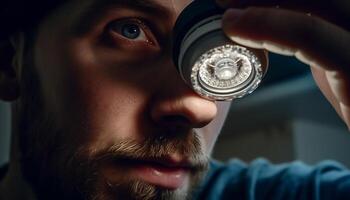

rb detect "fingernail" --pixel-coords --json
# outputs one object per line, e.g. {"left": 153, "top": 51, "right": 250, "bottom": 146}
{"left": 223, "top": 8, "right": 244, "bottom": 26}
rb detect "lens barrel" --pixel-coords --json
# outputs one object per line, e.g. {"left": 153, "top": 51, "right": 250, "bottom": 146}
{"left": 173, "top": 0, "right": 268, "bottom": 101}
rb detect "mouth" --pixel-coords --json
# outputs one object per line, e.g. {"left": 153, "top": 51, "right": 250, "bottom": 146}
{"left": 104, "top": 156, "right": 194, "bottom": 190}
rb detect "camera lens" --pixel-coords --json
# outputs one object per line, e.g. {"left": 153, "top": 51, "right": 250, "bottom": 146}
{"left": 173, "top": 0, "right": 268, "bottom": 101}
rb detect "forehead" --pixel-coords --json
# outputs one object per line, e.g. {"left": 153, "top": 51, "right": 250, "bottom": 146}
{"left": 84, "top": 0, "right": 193, "bottom": 17}
{"left": 158, "top": 0, "right": 193, "bottom": 12}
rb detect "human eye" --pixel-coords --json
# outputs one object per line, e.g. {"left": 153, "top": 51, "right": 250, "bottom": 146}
{"left": 106, "top": 18, "right": 158, "bottom": 47}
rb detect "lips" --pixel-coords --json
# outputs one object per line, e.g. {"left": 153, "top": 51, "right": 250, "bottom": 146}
{"left": 105, "top": 156, "right": 193, "bottom": 190}
{"left": 132, "top": 159, "right": 190, "bottom": 190}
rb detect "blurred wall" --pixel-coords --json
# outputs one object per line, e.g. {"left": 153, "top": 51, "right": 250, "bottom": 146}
{"left": 294, "top": 120, "right": 350, "bottom": 167}
{"left": 213, "top": 74, "right": 350, "bottom": 167}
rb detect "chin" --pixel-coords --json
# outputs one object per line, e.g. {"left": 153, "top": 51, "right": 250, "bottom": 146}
{"left": 92, "top": 178, "right": 193, "bottom": 200}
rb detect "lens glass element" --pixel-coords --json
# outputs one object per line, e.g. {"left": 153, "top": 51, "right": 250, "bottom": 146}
{"left": 191, "top": 44, "right": 263, "bottom": 100}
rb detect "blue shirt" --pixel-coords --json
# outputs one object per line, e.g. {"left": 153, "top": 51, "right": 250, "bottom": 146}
{"left": 1, "top": 159, "right": 350, "bottom": 199}
{"left": 194, "top": 159, "right": 350, "bottom": 200}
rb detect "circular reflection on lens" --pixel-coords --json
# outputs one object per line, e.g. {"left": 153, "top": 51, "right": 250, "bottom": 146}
{"left": 191, "top": 44, "right": 263, "bottom": 100}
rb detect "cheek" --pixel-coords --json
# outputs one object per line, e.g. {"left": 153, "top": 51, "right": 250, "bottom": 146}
{"left": 34, "top": 37, "right": 156, "bottom": 147}
{"left": 77, "top": 79, "right": 148, "bottom": 142}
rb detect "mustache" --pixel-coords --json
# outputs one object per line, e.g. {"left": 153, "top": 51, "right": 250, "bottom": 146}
{"left": 87, "top": 132, "right": 209, "bottom": 171}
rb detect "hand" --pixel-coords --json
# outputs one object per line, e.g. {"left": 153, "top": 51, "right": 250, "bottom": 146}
{"left": 216, "top": 0, "right": 350, "bottom": 129}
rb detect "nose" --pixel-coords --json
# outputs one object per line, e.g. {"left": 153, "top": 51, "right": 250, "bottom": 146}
{"left": 151, "top": 94, "right": 218, "bottom": 129}
{"left": 150, "top": 64, "right": 217, "bottom": 129}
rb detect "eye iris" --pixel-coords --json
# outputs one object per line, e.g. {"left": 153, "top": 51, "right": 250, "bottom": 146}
{"left": 121, "top": 24, "right": 141, "bottom": 39}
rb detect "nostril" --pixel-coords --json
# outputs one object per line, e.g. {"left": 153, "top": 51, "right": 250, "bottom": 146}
{"left": 156, "top": 115, "right": 192, "bottom": 138}
{"left": 158, "top": 115, "right": 191, "bottom": 128}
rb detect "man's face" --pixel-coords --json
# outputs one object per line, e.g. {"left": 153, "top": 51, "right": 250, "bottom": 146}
{"left": 18, "top": 0, "right": 229, "bottom": 199}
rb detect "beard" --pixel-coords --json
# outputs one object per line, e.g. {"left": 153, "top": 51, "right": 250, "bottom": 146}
{"left": 76, "top": 136, "right": 209, "bottom": 200}
{"left": 16, "top": 51, "right": 209, "bottom": 200}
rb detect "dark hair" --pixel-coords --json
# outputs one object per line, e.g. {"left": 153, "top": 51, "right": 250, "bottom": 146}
{"left": 0, "top": 1, "right": 65, "bottom": 41}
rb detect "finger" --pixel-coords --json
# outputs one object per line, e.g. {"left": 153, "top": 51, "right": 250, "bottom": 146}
{"left": 311, "top": 68, "right": 343, "bottom": 120}
{"left": 312, "top": 67, "right": 350, "bottom": 129}
{"left": 325, "top": 70, "right": 350, "bottom": 129}
{"left": 222, "top": 7, "right": 350, "bottom": 128}
{"left": 216, "top": 0, "right": 350, "bottom": 30}
{"left": 216, "top": 0, "right": 348, "bottom": 14}
{"left": 217, "top": 0, "right": 324, "bottom": 10}
{"left": 222, "top": 7, "right": 350, "bottom": 73}
{"left": 325, "top": 71, "right": 350, "bottom": 106}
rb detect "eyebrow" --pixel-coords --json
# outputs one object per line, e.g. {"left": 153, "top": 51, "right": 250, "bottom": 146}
{"left": 74, "top": 0, "right": 173, "bottom": 35}
{"left": 88, "top": 0, "right": 172, "bottom": 17}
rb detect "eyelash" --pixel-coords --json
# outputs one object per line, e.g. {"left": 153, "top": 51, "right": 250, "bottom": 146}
{"left": 106, "top": 18, "right": 158, "bottom": 47}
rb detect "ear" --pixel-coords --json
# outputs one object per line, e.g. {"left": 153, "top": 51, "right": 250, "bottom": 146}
{"left": 0, "top": 39, "right": 20, "bottom": 101}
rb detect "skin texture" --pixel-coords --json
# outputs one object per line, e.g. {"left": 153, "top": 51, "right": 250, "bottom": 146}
{"left": 0, "top": 0, "right": 349, "bottom": 199}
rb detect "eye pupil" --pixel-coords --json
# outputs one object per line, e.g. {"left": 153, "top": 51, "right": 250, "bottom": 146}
{"left": 121, "top": 24, "right": 141, "bottom": 39}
